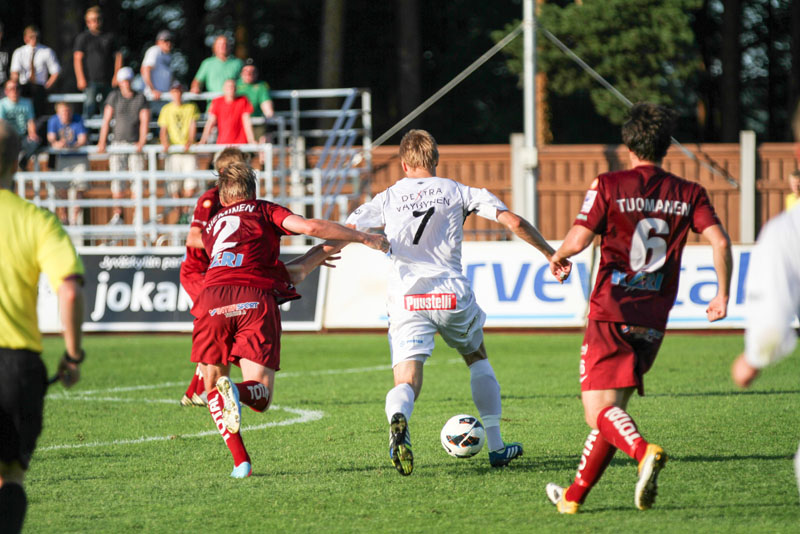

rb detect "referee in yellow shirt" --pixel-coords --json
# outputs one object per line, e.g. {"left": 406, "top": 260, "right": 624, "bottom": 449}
{"left": 0, "top": 120, "right": 85, "bottom": 534}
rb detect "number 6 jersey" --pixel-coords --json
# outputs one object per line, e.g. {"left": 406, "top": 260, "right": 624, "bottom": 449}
{"left": 576, "top": 165, "right": 721, "bottom": 329}
{"left": 346, "top": 177, "right": 507, "bottom": 295}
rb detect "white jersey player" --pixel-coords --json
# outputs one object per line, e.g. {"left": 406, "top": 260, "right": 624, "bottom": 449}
{"left": 731, "top": 205, "right": 800, "bottom": 498}
{"left": 339, "top": 129, "right": 571, "bottom": 476}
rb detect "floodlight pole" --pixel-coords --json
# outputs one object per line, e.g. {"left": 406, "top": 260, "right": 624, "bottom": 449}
{"left": 523, "top": 0, "right": 538, "bottom": 226}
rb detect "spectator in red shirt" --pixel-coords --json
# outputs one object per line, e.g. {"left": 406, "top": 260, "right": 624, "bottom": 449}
{"left": 544, "top": 102, "right": 732, "bottom": 514}
{"left": 190, "top": 161, "right": 388, "bottom": 478}
{"left": 198, "top": 77, "right": 254, "bottom": 145}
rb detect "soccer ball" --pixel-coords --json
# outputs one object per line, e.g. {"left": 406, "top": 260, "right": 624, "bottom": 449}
{"left": 440, "top": 414, "right": 485, "bottom": 458}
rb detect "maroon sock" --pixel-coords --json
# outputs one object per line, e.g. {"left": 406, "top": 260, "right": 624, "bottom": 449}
{"left": 236, "top": 380, "right": 270, "bottom": 412}
{"left": 185, "top": 372, "right": 199, "bottom": 398}
{"left": 194, "top": 366, "right": 207, "bottom": 396}
{"left": 596, "top": 406, "right": 649, "bottom": 462}
{"left": 564, "top": 429, "right": 618, "bottom": 504}
{"left": 207, "top": 389, "right": 250, "bottom": 466}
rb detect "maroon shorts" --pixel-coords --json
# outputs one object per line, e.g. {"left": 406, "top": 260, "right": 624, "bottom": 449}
{"left": 180, "top": 268, "right": 204, "bottom": 303}
{"left": 579, "top": 320, "right": 664, "bottom": 396}
{"left": 190, "top": 285, "right": 281, "bottom": 370}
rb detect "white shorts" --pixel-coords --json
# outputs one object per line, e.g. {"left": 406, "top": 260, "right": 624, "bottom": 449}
{"left": 165, "top": 154, "right": 198, "bottom": 195}
{"left": 387, "top": 278, "right": 485, "bottom": 367}
{"left": 109, "top": 142, "right": 145, "bottom": 195}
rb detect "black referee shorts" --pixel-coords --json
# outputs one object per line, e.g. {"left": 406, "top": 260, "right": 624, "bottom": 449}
{"left": 0, "top": 348, "right": 47, "bottom": 470}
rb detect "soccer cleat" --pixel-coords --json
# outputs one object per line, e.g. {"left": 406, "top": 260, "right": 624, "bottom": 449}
{"left": 388, "top": 412, "right": 413, "bottom": 476}
{"left": 216, "top": 376, "right": 242, "bottom": 434}
{"left": 190, "top": 392, "right": 207, "bottom": 406}
{"left": 489, "top": 442, "right": 524, "bottom": 467}
{"left": 635, "top": 443, "right": 668, "bottom": 510}
{"left": 180, "top": 392, "right": 207, "bottom": 407}
{"left": 545, "top": 483, "right": 580, "bottom": 514}
{"left": 230, "top": 461, "right": 252, "bottom": 478}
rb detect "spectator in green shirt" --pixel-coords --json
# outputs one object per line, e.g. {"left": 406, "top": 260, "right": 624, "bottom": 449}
{"left": 236, "top": 58, "right": 273, "bottom": 143}
{"left": 190, "top": 35, "right": 242, "bottom": 95}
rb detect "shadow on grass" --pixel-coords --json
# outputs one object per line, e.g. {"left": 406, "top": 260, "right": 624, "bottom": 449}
{"left": 672, "top": 453, "right": 795, "bottom": 462}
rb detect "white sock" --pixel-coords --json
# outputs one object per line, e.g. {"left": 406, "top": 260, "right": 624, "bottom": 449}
{"left": 385, "top": 383, "right": 415, "bottom": 423}
{"left": 795, "top": 442, "right": 800, "bottom": 503}
{"left": 469, "top": 359, "right": 504, "bottom": 451}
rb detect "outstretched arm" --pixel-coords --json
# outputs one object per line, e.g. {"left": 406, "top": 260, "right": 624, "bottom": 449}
{"left": 701, "top": 224, "right": 732, "bottom": 322}
{"left": 497, "top": 209, "right": 572, "bottom": 282}
{"left": 285, "top": 242, "right": 345, "bottom": 284}
{"left": 549, "top": 224, "right": 595, "bottom": 283}
{"left": 282, "top": 215, "right": 389, "bottom": 252}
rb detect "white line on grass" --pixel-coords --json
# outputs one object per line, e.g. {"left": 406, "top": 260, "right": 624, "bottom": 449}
{"left": 48, "top": 358, "right": 463, "bottom": 397}
{"left": 40, "top": 358, "right": 463, "bottom": 451}
{"left": 38, "top": 405, "right": 324, "bottom": 452}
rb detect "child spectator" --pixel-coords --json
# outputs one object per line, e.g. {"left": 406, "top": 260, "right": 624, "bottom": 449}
{"left": 46, "top": 102, "right": 88, "bottom": 226}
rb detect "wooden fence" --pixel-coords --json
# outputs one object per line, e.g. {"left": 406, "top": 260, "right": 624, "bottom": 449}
{"left": 371, "top": 142, "right": 799, "bottom": 243}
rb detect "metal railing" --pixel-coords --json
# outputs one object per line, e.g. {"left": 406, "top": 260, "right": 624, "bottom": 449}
{"left": 22, "top": 87, "right": 374, "bottom": 246}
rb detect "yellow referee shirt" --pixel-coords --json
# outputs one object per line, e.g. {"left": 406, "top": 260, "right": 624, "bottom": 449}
{"left": 0, "top": 189, "right": 84, "bottom": 353}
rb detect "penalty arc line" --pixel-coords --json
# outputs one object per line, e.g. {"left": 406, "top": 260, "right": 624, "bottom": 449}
{"left": 39, "top": 358, "right": 463, "bottom": 451}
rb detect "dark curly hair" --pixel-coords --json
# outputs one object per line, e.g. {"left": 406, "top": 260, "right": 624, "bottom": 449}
{"left": 621, "top": 103, "right": 677, "bottom": 163}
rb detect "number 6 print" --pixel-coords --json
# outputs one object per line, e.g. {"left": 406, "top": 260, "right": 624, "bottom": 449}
{"left": 629, "top": 217, "right": 668, "bottom": 272}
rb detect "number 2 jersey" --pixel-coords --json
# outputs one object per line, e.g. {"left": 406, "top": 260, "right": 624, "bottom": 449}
{"left": 200, "top": 198, "right": 298, "bottom": 298}
{"left": 346, "top": 177, "right": 507, "bottom": 295}
{"left": 576, "top": 165, "right": 721, "bottom": 330}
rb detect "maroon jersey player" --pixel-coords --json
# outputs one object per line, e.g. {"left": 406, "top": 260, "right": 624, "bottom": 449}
{"left": 177, "top": 147, "right": 239, "bottom": 407}
{"left": 190, "top": 161, "right": 389, "bottom": 478}
{"left": 545, "top": 103, "right": 733, "bottom": 513}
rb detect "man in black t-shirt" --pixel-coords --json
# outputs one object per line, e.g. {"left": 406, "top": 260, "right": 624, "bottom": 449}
{"left": 73, "top": 6, "right": 122, "bottom": 118}
{"left": 0, "top": 22, "right": 11, "bottom": 86}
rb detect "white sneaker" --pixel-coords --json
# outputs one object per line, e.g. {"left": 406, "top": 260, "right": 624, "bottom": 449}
{"left": 216, "top": 376, "right": 241, "bottom": 434}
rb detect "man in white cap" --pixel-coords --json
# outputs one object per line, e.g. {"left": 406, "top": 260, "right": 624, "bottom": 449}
{"left": 141, "top": 30, "right": 173, "bottom": 115}
{"left": 97, "top": 66, "right": 150, "bottom": 225}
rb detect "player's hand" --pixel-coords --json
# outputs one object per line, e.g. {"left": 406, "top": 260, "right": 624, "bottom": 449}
{"left": 286, "top": 264, "right": 307, "bottom": 284}
{"left": 550, "top": 258, "right": 573, "bottom": 283}
{"left": 364, "top": 233, "right": 390, "bottom": 253}
{"left": 57, "top": 355, "right": 82, "bottom": 388}
{"left": 705, "top": 294, "right": 729, "bottom": 322}
{"left": 731, "top": 353, "right": 759, "bottom": 388}
{"left": 320, "top": 254, "right": 341, "bottom": 268}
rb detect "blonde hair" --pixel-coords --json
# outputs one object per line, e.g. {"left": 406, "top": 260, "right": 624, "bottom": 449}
{"left": 85, "top": 6, "right": 101, "bottom": 18}
{"left": 399, "top": 129, "right": 439, "bottom": 172}
{"left": 213, "top": 146, "right": 249, "bottom": 173}
{"left": 218, "top": 161, "right": 256, "bottom": 205}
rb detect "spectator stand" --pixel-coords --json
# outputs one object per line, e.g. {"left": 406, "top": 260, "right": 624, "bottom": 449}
{"left": 16, "top": 87, "right": 373, "bottom": 246}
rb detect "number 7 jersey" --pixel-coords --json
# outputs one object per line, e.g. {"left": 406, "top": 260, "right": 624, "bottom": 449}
{"left": 577, "top": 165, "right": 721, "bottom": 329}
{"left": 346, "top": 177, "right": 507, "bottom": 294}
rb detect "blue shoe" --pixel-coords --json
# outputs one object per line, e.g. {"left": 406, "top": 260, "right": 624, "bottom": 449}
{"left": 489, "top": 442, "right": 523, "bottom": 467}
{"left": 216, "top": 376, "right": 241, "bottom": 434}
{"left": 230, "top": 461, "right": 252, "bottom": 478}
{"left": 388, "top": 412, "right": 413, "bottom": 476}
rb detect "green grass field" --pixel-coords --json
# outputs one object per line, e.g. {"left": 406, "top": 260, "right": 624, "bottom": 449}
{"left": 26, "top": 332, "right": 800, "bottom": 533}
